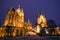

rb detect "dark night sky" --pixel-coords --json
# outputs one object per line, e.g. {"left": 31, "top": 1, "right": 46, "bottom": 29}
{"left": 0, "top": 0, "right": 60, "bottom": 26}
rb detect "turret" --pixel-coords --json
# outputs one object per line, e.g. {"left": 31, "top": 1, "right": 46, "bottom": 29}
{"left": 15, "top": 5, "right": 24, "bottom": 27}
{"left": 37, "top": 11, "right": 47, "bottom": 28}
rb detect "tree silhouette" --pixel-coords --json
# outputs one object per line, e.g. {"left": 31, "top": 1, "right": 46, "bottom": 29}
{"left": 47, "top": 19, "right": 57, "bottom": 35}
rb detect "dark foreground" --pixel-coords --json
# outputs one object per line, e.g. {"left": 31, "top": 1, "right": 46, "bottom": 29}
{"left": 0, "top": 36, "right": 60, "bottom": 40}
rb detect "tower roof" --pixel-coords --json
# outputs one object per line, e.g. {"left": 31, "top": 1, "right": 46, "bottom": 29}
{"left": 28, "top": 18, "right": 30, "bottom": 24}
{"left": 28, "top": 18, "right": 32, "bottom": 26}
{"left": 18, "top": 5, "right": 20, "bottom": 9}
{"left": 16, "top": 5, "right": 21, "bottom": 14}
{"left": 39, "top": 10, "right": 44, "bottom": 15}
{"left": 21, "top": 8, "right": 23, "bottom": 12}
{"left": 38, "top": 10, "right": 46, "bottom": 18}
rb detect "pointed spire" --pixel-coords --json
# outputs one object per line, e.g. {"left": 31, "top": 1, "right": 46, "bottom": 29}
{"left": 18, "top": 5, "right": 20, "bottom": 8}
{"left": 40, "top": 10, "right": 43, "bottom": 15}
{"left": 38, "top": 10, "right": 46, "bottom": 17}
{"left": 38, "top": 10, "right": 44, "bottom": 17}
{"left": 28, "top": 18, "right": 32, "bottom": 26}
{"left": 40, "top": 10, "right": 46, "bottom": 18}
{"left": 21, "top": 8, "right": 23, "bottom": 12}
{"left": 16, "top": 5, "right": 21, "bottom": 14}
{"left": 9, "top": 8, "right": 13, "bottom": 12}
{"left": 28, "top": 18, "right": 30, "bottom": 23}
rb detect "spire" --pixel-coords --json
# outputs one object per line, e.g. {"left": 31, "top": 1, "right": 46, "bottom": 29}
{"left": 27, "top": 18, "right": 32, "bottom": 26}
{"left": 16, "top": 5, "right": 21, "bottom": 14}
{"left": 18, "top": 5, "right": 20, "bottom": 8}
{"left": 10, "top": 8, "right": 12, "bottom": 11}
{"left": 40, "top": 10, "right": 44, "bottom": 15}
{"left": 38, "top": 10, "right": 44, "bottom": 18}
{"left": 28, "top": 18, "right": 30, "bottom": 23}
{"left": 21, "top": 8, "right": 23, "bottom": 12}
{"left": 38, "top": 10, "right": 46, "bottom": 17}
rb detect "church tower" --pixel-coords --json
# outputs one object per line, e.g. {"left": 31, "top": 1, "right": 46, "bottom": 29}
{"left": 3, "top": 8, "right": 15, "bottom": 26}
{"left": 15, "top": 5, "right": 24, "bottom": 27}
{"left": 3, "top": 5, "right": 24, "bottom": 27}
{"left": 37, "top": 11, "right": 47, "bottom": 28}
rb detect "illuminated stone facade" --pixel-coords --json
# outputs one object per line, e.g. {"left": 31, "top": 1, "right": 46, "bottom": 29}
{"left": 3, "top": 5, "right": 24, "bottom": 27}
{"left": 0, "top": 5, "right": 60, "bottom": 37}
{"left": 15, "top": 5, "right": 24, "bottom": 27}
{"left": 33, "top": 11, "right": 47, "bottom": 34}
{"left": 37, "top": 11, "right": 47, "bottom": 28}
{"left": 2, "top": 5, "right": 33, "bottom": 37}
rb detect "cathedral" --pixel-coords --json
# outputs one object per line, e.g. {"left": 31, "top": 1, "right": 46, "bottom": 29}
{"left": 0, "top": 5, "right": 60, "bottom": 37}
{"left": 3, "top": 5, "right": 32, "bottom": 37}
